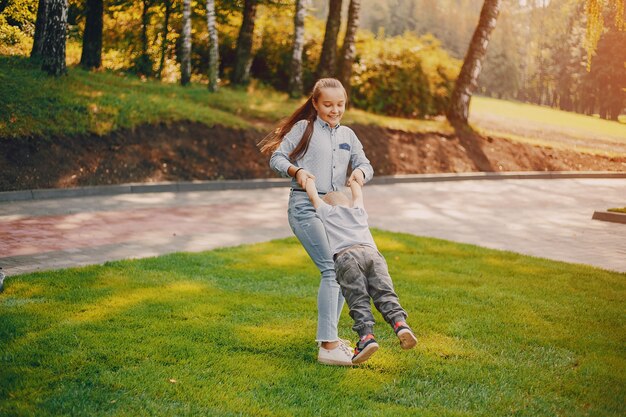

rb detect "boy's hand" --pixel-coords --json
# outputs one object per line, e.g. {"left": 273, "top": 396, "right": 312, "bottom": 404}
{"left": 347, "top": 168, "right": 365, "bottom": 186}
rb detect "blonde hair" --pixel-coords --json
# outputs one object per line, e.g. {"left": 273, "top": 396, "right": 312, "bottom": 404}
{"left": 323, "top": 190, "right": 351, "bottom": 207}
{"left": 257, "top": 78, "right": 347, "bottom": 160}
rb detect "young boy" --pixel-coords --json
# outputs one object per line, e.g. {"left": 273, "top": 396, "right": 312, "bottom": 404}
{"left": 305, "top": 178, "right": 417, "bottom": 364}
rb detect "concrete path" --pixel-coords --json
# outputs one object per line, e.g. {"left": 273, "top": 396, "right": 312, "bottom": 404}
{"left": 1, "top": 178, "right": 624, "bottom": 276}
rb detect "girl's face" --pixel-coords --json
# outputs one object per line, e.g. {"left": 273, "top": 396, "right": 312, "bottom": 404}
{"left": 313, "top": 87, "right": 346, "bottom": 128}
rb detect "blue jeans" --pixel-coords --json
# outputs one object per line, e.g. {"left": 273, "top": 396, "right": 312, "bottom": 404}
{"left": 288, "top": 190, "right": 345, "bottom": 342}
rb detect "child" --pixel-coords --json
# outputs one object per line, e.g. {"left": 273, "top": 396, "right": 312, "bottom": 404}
{"left": 258, "top": 78, "right": 374, "bottom": 366}
{"left": 304, "top": 178, "right": 417, "bottom": 364}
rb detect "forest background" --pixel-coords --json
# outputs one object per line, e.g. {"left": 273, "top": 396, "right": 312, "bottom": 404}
{"left": 0, "top": 0, "right": 624, "bottom": 191}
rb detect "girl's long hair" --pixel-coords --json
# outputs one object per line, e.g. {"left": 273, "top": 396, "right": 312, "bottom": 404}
{"left": 258, "top": 78, "right": 346, "bottom": 161}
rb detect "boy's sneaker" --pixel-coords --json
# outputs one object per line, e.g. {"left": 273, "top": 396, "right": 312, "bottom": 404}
{"left": 318, "top": 342, "right": 354, "bottom": 366}
{"left": 352, "top": 334, "right": 379, "bottom": 364}
{"left": 393, "top": 322, "right": 417, "bottom": 350}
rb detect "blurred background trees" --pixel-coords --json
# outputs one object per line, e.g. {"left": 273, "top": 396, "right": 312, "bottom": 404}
{"left": 0, "top": 0, "right": 623, "bottom": 120}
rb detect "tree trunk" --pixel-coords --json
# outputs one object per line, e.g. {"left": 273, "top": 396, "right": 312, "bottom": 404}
{"left": 338, "top": 0, "right": 361, "bottom": 97}
{"left": 80, "top": 0, "right": 103, "bottom": 69}
{"left": 288, "top": 0, "right": 307, "bottom": 98}
{"left": 446, "top": 0, "right": 502, "bottom": 125}
{"left": 135, "top": 0, "right": 153, "bottom": 76}
{"left": 206, "top": 0, "right": 219, "bottom": 91}
{"left": 31, "top": 0, "right": 48, "bottom": 59}
{"left": 180, "top": 0, "right": 192, "bottom": 85}
{"left": 231, "top": 0, "right": 259, "bottom": 85}
{"left": 316, "top": 0, "right": 342, "bottom": 79}
{"left": 156, "top": 0, "right": 171, "bottom": 79}
{"left": 41, "top": 0, "right": 68, "bottom": 76}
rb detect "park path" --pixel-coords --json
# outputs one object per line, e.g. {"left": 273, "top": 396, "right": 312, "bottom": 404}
{"left": 0, "top": 178, "right": 625, "bottom": 276}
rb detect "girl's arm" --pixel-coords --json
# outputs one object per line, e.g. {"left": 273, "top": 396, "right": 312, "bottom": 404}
{"left": 268, "top": 120, "right": 307, "bottom": 177}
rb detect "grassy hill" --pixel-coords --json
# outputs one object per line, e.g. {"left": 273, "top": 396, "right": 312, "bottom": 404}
{"left": 2, "top": 54, "right": 625, "bottom": 158}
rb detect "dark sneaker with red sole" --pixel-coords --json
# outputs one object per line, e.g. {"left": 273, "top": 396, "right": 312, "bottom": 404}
{"left": 393, "top": 322, "right": 417, "bottom": 350}
{"left": 352, "top": 334, "right": 379, "bottom": 364}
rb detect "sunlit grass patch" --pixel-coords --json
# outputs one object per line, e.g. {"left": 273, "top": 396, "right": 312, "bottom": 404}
{"left": 1, "top": 231, "right": 625, "bottom": 416}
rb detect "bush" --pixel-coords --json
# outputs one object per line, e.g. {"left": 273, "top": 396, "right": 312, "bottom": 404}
{"left": 351, "top": 33, "right": 461, "bottom": 118}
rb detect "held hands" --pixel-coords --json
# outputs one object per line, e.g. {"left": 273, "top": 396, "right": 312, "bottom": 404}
{"left": 346, "top": 168, "right": 365, "bottom": 187}
{"left": 295, "top": 168, "right": 315, "bottom": 189}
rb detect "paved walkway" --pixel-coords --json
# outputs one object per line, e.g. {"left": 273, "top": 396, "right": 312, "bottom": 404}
{"left": 1, "top": 178, "right": 625, "bottom": 276}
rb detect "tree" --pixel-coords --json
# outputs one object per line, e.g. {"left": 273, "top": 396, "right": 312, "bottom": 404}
{"left": 584, "top": 0, "right": 625, "bottom": 70}
{"left": 80, "top": 0, "right": 103, "bottom": 69}
{"left": 180, "top": 0, "right": 191, "bottom": 85}
{"left": 232, "top": 0, "right": 259, "bottom": 85}
{"left": 134, "top": 0, "right": 154, "bottom": 76}
{"left": 156, "top": 0, "right": 172, "bottom": 79}
{"left": 31, "top": 0, "right": 47, "bottom": 59}
{"left": 206, "top": 0, "right": 219, "bottom": 91}
{"left": 41, "top": 0, "right": 68, "bottom": 76}
{"left": 316, "top": 0, "right": 342, "bottom": 79}
{"left": 288, "top": 0, "right": 307, "bottom": 97}
{"left": 338, "top": 0, "right": 361, "bottom": 97}
{"left": 446, "top": 0, "right": 502, "bottom": 125}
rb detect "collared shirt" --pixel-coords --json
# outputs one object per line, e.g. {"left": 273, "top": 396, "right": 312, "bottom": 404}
{"left": 269, "top": 116, "right": 374, "bottom": 193}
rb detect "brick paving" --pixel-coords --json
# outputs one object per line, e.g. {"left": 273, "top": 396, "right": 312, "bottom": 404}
{"left": 1, "top": 178, "right": 624, "bottom": 276}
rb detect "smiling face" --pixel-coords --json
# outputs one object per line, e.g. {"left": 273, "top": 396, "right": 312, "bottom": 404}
{"left": 313, "top": 87, "right": 346, "bottom": 128}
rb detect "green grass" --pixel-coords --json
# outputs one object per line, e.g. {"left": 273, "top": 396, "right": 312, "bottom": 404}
{"left": 1, "top": 231, "right": 624, "bottom": 416}
{"left": 0, "top": 54, "right": 449, "bottom": 140}
{"left": 470, "top": 96, "right": 626, "bottom": 157}
{"left": 2, "top": 52, "right": 625, "bottom": 157}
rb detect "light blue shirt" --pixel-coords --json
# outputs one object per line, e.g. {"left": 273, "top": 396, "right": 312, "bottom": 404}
{"left": 269, "top": 116, "right": 374, "bottom": 193}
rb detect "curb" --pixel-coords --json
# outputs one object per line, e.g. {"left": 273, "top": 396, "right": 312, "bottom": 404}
{"left": 1, "top": 171, "right": 625, "bottom": 202}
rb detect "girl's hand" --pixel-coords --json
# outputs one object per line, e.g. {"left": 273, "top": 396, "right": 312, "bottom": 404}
{"left": 347, "top": 169, "right": 365, "bottom": 187}
{"left": 296, "top": 169, "right": 315, "bottom": 189}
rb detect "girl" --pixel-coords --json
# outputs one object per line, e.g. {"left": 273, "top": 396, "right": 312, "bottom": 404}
{"left": 258, "top": 78, "right": 374, "bottom": 366}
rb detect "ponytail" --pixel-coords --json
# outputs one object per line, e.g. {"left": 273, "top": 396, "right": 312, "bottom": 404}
{"left": 257, "top": 78, "right": 347, "bottom": 161}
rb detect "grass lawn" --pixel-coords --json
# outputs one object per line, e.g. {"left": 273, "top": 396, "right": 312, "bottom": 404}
{"left": 1, "top": 231, "right": 624, "bottom": 416}
{"left": 470, "top": 97, "right": 626, "bottom": 157}
{"left": 0, "top": 54, "right": 447, "bottom": 140}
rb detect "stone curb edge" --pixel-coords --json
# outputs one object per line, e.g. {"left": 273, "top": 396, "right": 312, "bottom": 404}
{"left": 2, "top": 171, "right": 625, "bottom": 202}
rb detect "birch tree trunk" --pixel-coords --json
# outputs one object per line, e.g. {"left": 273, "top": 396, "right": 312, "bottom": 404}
{"left": 157, "top": 0, "right": 171, "bottom": 79}
{"left": 206, "top": 0, "right": 219, "bottom": 92}
{"left": 31, "top": 0, "right": 48, "bottom": 59}
{"left": 338, "top": 0, "right": 360, "bottom": 97}
{"left": 180, "top": 0, "right": 192, "bottom": 85}
{"left": 80, "top": 0, "right": 103, "bottom": 69}
{"left": 288, "top": 0, "right": 307, "bottom": 98}
{"left": 446, "top": 0, "right": 502, "bottom": 125}
{"left": 41, "top": 0, "right": 67, "bottom": 76}
{"left": 231, "top": 0, "right": 259, "bottom": 85}
{"left": 316, "top": 0, "right": 342, "bottom": 79}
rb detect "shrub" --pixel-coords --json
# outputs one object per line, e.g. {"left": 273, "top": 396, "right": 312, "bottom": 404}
{"left": 351, "top": 33, "right": 461, "bottom": 118}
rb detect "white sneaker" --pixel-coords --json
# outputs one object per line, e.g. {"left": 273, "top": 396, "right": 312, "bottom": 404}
{"left": 318, "top": 342, "right": 354, "bottom": 366}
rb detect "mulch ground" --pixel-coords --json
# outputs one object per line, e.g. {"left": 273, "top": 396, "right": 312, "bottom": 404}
{"left": 1, "top": 121, "right": 624, "bottom": 191}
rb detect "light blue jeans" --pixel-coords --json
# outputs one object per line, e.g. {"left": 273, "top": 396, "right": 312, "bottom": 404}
{"left": 288, "top": 190, "right": 345, "bottom": 342}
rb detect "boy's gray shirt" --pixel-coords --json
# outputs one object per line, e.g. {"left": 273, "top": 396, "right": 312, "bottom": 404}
{"left": 316, "top": 201, "right": 377, "bottom": 256}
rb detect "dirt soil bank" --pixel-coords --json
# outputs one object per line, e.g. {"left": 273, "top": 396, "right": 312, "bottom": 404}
{"left": 1, "top": 121, "right": 624, "bottom": 191}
